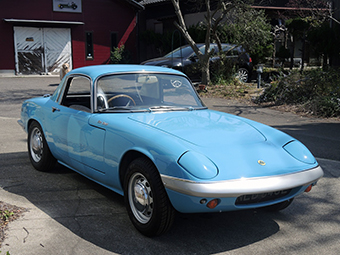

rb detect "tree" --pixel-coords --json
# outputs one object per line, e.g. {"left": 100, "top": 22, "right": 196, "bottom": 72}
{"left": 287, "top": 0, "right": 340, "bottom": 25}
{"left": 285, "top": 0, "right": 340, "bottom": 70}
{"left": 307, "top": 21, "right": 340, "bottom": 67}
{"left": 219, "top": 7, "right": 272, "bottom": 65}
{"left": 285, "top": 18, "right": 310, "bottom": 70}
{"left": 171, "top": 0, "right": 249, "bottom": 85}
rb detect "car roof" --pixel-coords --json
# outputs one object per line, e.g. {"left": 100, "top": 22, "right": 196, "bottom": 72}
{"left": 66, "top": 64, "right": 186, "bottom": 80}
{"left": 165, "top": 43, "right": 241, "bottom": 58}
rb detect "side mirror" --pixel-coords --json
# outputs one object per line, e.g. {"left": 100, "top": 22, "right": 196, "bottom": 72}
{"left": 189, "top": 55, "right": 197, "bottom": 62}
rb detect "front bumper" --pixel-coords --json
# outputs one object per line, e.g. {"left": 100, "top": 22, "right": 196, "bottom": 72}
{"left": 161, "top": 165, "right": 323, "bottom": 198}
{"left": 162, "top": 166, "right": 323, "bottom": 213}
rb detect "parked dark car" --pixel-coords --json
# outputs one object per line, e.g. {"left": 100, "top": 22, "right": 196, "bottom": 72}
{"left": 141, "top": 43, "right": 253, "bottom": 83}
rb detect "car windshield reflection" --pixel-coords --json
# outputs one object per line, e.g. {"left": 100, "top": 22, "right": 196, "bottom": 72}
{"left": 96, "top": 73, "right": 205, "bottom": 112}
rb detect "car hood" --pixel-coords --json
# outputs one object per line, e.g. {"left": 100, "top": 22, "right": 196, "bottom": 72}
{"left": 128, "top": 110, "right": 266, "bottom": 147}
{"left": 128, "top": 110, "right": 316, "bottom": 180}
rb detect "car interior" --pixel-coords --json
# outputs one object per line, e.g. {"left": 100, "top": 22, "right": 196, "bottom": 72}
{"left": 59, "top": 73, "right": 200, "bottom": 113}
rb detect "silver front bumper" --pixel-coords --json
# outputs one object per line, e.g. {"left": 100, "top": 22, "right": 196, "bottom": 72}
{"left": 161, "top": 166, "right": 324, "bottom": 198}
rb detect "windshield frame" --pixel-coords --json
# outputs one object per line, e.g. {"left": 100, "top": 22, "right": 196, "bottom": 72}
{"left": 93, "top": 71, "right": 206, "bottom": 113}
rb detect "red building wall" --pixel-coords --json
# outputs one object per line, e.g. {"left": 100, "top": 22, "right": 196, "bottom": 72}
{"left": 0, "top": 0, "right": 140, "bottom": 72}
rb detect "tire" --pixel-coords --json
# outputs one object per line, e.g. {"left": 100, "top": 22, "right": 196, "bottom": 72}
{"left": 124, "top": 158, "right": 175, "bottom": 237}
{"left": 264, "top": 198, "right": 294, "bottom": 212}
{"left": 28, "top": 122, "right": 56, "bottom": 172}
{"left": 237, "top": 68, "right": 249, "bottom": 83}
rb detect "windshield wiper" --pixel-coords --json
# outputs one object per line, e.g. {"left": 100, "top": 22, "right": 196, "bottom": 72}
{"left": 148, "top": 106, "right": 201, "bottom": 112}
{"left": 98, "top": 106, "right": 135, "bottom": 112}
{"left": 98, "top": 105, "right": 207, "bottom": 113}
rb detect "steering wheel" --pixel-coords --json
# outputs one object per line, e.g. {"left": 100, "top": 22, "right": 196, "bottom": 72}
{"left": 97, "top": 94, "right": 109, "bottom": 109}
{"left": 108, "top": 94, "right": 136, "bottom": 106}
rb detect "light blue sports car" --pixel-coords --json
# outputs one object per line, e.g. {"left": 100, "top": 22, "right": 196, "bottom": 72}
{"left": 18, "top": 65, "right": 323, "bottom": 236}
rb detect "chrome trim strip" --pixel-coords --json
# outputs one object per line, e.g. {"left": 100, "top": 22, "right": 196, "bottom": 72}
{"left": 161, "top": 166, "right": 324, "bottom": 198}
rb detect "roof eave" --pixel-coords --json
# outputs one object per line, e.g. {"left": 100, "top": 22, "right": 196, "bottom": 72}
{"left": 125, "top": 0, "right": 145, "bottom": 10}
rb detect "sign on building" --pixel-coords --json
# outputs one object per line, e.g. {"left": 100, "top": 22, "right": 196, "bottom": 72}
{"left": 53, "top": 0, "right": 82, "bottom": 13}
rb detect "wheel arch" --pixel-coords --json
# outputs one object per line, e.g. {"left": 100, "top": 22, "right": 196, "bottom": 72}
{"left": 27, "top": 118, "right": 49, "bottom": 138}
{"left": 27, "top": 118, "right": 57, "bottom": 171}
{"left": 27, "top": 118, "right": 42, "bottom": 131}
{"left": 27, "top": 118, "right": 55, "bottom": 156}
{"left": 119, "top": 150, "right": 159, "bottom": 190}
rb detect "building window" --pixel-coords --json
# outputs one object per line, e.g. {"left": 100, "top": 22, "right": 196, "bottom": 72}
{"left": 111, "top": 32, "right": 118, "bottom": 51}
{"left": 155, "top": 23, "right": 163, "bottom": 34}
{"left": 86, "top": 32, "right": 93, "bottom": 60}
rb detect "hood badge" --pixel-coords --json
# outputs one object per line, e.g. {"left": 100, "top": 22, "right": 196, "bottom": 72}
{"left": 97, "top": 120, "right": 108, "bottom": 126}
{"left": 258, "top": 160, "right": 266, "bottom": 166}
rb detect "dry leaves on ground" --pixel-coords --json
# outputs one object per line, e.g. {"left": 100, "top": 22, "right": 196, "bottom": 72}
{"left": 0, "top": 201, "right": 27, "bottom": 247}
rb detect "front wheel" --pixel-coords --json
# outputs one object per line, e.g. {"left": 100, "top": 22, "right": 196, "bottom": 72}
{"left": 124, "top": 158, "right": 175, "bottom": 236}
{"left": 28, "top": 122, "right": 56, "bottom": 172}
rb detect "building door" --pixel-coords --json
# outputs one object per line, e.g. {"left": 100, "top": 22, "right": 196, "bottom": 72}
{"left": 14, "top": 27, "right": 72, "bottom": 75}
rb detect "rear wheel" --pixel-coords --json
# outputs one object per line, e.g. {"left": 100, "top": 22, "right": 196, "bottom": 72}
{"left": 236, "top": 68, "right": 249, "bottom": 83}
{"left": 264, "top": 198, "right": 294, "bottom": 212}
{"left": 124, "top": 158, "right": 175, "bottom": 237}
{"left": 28, "top": 122, "right": 56, "bottom": 172}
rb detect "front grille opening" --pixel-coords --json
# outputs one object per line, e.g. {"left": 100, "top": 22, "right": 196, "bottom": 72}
{"left": 235, "top": 189, "right": 292, "bottom": 205}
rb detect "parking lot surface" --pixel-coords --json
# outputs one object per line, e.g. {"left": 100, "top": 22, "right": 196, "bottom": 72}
{"left": 0, "top": 76, "right": 339, "bottom": 255}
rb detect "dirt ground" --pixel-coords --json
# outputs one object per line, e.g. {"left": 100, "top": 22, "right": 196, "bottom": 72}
{"left": 198, "top": 83, "right": 340, "bottom": 121}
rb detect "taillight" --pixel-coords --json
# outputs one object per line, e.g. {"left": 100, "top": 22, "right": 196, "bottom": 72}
{"left": 249, "top": 57, "right": 252, "bottom": 63}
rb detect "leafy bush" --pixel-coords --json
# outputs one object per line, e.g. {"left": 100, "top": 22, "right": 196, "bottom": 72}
{"left": 110, "top": 45, "right": 131, "bottom": 64}
{"left": 210, "top": 57, "right": 237, "bottom": 84}
{"left": 256, "top": 68, "right": 340, "bottom": 117}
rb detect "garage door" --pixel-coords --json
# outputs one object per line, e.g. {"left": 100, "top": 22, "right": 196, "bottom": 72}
{"left": 14, "top": 27, "right": 72, "bottom": 75}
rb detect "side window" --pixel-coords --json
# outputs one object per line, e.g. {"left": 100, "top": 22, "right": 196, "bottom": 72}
{"left": 61, "top": 76, "right": 91, "bottom": 112}
{"left": 231, "top": 49, "right": 239, "bottom": 56}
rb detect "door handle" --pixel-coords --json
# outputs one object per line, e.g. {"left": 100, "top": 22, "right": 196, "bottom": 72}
{"left": 52, "top": 107, "right": 60, "bottom": 112}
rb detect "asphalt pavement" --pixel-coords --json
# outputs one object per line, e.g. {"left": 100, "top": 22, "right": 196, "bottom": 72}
{"left": 0, "top": 76, "right": 340, "bottom": 255}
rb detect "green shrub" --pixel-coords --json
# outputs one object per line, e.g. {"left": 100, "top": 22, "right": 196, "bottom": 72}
{"left": 210, "top": 58, "right": 237, "bottom": 84}
{"left": 110, "top": 45, "right": 131, "bottom": 64}
{"left": 256, "top": 68, "right": 340, "bottom": 117}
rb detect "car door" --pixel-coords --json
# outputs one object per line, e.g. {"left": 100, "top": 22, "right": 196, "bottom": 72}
{"left": 48, "top": 75, "right": 106, "bottom": 177}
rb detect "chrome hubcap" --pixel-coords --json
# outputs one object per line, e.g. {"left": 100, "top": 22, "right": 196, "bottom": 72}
{"left": 237, "top": 69, "right": 248, "bottom": 83}
{"left": 30, "top": 127, "right": 43, "bottom": 162}
{"left": 128, "top": 173, "right": 153, "bottom": 224}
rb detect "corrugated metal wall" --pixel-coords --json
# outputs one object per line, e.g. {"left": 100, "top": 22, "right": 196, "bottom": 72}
{"left": 14, "top": 27, "right": 71, "bottom": 74}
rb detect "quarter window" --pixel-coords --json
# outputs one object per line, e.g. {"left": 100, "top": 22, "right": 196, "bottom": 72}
{"left": 61, "top": 76, "right": 91, "bottom": 112}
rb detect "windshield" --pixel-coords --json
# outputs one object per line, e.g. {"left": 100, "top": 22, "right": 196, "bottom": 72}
{"left": 164, "top": 44, "right": 219, "bottom": 59}
{"left": 96, "top": 73, "right": 205, "bottom": 112}
{"left": 164, "top": 46, "right": 194, "bottom": 58}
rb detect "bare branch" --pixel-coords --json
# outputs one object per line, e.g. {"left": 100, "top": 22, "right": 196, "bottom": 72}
{"left": 171, "top": 0, "right": 201, "bottom": 57}
{"left": 329, "top": 15, "right": 340, "bottom": 25}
